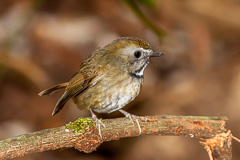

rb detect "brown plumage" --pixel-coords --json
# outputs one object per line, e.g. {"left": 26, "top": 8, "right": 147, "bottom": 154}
{"left": 39, "top": 37, "right": 164, "bottom": 137}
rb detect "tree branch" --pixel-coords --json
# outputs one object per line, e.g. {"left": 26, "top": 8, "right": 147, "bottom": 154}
{"left": 0, "top": 115, "right": 231, "bottom": 160}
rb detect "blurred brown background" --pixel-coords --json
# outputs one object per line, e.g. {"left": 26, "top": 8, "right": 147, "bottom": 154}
{"left": 0, "top": 0, "right": 240, "bottom": 159}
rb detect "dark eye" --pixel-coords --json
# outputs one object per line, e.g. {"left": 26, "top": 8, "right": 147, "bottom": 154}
{"left": 134, "top": 51, "right": 142, "bottom": 58}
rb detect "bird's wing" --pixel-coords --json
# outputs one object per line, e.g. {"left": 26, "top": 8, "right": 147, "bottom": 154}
{"left": 52, "top": 67, "right": 106, "bottom": 116}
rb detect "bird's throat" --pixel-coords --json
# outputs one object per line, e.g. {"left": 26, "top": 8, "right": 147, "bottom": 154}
{"left": 130, "top": 60, "right": 149, "bottom": 79}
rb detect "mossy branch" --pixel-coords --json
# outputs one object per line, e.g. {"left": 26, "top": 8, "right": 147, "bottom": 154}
{"left": 0, "top": 115, "right": 232, "bottom": 160}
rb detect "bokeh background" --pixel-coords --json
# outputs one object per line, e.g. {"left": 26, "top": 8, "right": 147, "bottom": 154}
{"left": 0, "top": 0, "right": 240, "bottom": 159}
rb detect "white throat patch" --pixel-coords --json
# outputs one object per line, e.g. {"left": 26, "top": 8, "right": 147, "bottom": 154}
{"left": 135, "top": 60, "right": 149, "bottom": 77}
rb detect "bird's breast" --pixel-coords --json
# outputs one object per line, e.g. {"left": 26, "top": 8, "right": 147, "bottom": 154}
{"left": 73, "top": 72, "right": 143, "bottom": 113}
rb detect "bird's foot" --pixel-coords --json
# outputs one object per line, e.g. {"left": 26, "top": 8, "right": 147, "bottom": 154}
{"left": 119, "top": 109, "right": 143, "bottom": 135}
{"left": 90, "top": 109, "right": 106, "bottom": 139}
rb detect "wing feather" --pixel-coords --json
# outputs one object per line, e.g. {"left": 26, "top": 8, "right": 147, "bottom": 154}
{"left": 38, "top": 82, "right": 68, "bottom": 96}
{"left": 52, "top": 68, "right": 105, "bottom": 116}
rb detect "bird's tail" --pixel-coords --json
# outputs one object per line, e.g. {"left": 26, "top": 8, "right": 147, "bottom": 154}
{"left": 38, "top": 82, "right": 68, "bottom": 96}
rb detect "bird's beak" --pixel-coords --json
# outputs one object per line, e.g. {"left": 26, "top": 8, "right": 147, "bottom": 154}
{"left": 150, "top": 51, "right": 164, "bottom": 57}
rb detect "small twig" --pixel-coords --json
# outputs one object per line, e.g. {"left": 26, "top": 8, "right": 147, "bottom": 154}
{"left": 232, "top": 135, "right": 240, "bottom": 143}
{"left": 123, "top": 0, "right": 166, "bottom": 38}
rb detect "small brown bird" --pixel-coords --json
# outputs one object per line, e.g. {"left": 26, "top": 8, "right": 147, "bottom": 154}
{"left": 39, "top": 37, "right": 163, "bottom": 137}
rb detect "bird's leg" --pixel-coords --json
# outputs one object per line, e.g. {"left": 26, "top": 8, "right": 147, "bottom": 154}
{"left": 90, "top": 109, "right": 106, "bottom": 139}
{"left": 119, "top": 109, "right": 142, "bottom": 135}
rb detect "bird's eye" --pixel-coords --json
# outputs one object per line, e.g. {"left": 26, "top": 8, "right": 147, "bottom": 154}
{"left": 134, "top": 51, "right": 142, "bottom": 58}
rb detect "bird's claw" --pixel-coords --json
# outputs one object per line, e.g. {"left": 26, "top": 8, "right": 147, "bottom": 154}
{"left": 119, "top": 109, "right": 142, "bottom": 135}
{"left": 94, "top": 119, "right": 106, "bottom": 139}
{"left": 90, "top": 109, "right": 106, "bottom": 139}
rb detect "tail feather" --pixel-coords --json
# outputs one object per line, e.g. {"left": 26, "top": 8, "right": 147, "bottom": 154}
{"left": 38, "top": 82, "right": 68, "bottom": 96}
{"left": 52, "top": 91, "right": 70, "bottom": 116}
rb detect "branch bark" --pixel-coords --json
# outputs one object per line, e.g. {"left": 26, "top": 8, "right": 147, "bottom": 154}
{"left": 0, "top": 115, "right": 231, "bottom": 160}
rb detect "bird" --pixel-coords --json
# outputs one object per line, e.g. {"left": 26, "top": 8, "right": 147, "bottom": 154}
{"left": 39, "top": 37, "right": 164, "bottom": 138}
